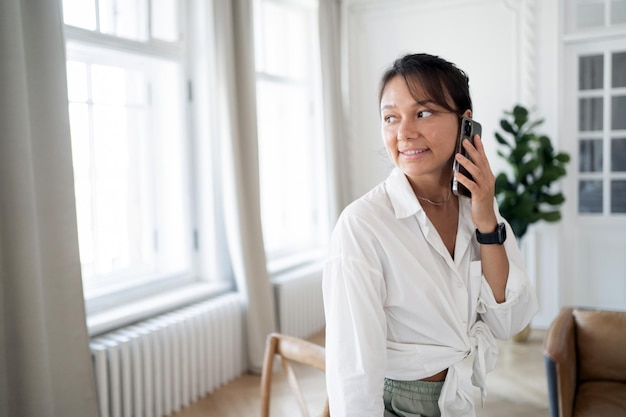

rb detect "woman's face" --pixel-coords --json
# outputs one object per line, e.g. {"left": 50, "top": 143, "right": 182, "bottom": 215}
{"left": 380, "top": 75, "right": 470, "bottom": 184}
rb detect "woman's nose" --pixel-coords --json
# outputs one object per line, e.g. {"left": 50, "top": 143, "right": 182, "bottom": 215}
{"left": 397, "top": 118, "right": 417, "bottom": 141}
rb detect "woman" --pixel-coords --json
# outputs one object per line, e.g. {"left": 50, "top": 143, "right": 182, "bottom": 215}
{"left": 322, "top": 53, "right": 538, "bottom": 417}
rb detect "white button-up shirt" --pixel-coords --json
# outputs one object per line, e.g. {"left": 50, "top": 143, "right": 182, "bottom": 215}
{"left": 322, "top": 167, "right": 538, "bottom": 417}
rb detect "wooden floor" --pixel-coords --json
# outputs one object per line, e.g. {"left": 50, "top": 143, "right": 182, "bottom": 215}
{"left": 173, "top": 329, "right": 549, "bottom": 417}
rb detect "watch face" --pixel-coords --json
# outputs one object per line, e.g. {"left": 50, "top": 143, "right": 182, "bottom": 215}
{"left": 476, "top": 223, "right": 506, "bottom": 244}
{"left": 496, "top": 223, "right": 506, "bottom": 244}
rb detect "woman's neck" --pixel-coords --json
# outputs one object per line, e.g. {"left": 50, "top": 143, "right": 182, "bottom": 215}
{"left": 407, "top": 175, "right": 453, "bottom": 205}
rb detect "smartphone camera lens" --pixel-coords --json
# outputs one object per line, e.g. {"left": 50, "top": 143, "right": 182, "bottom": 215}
{"left": 464, "top": 121, "right": 472, "bottom": 136}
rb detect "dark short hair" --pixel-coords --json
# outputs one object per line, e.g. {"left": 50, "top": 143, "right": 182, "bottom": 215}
{"left": 378, "top": 53, "right": 472, "bottom": 115}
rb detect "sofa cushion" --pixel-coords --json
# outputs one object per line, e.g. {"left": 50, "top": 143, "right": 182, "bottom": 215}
{"left": 574, "top": 309, "right": 626, "bottom": 382}
{"left": 574, "top": 381, "right": 626, "bottom": 416}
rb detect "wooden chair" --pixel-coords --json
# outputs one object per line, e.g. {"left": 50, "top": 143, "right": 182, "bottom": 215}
{"left": 260, "top": 332, "right": 330, "bottom": 417}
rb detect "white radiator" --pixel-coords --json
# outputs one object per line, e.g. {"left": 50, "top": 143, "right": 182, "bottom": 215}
{"left": 273, "top": 263, "right": 326, "bottom": 339}
{"left": 90, "top": 293, "right": 245, "bottom": 417}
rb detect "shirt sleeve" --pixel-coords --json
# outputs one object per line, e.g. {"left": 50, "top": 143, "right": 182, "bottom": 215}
{"left": 322, "top": 215, "right": 388, "bottom": 417}
{"left": 477, "top": 220, "right": 539, "bottom": 340}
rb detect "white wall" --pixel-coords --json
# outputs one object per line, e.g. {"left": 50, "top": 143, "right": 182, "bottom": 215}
{"left": 529, "top": 0, "right": 561, "bottom": 327}
{"left": 341, "top": 0, "right": 561, "bottom": 327}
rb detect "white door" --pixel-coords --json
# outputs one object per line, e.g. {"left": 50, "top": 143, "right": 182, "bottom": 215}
{"left": 562, "top": 38, "right": 626, "bottom": 310}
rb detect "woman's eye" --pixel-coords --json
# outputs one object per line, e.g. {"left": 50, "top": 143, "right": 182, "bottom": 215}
{"left": 417, "top": 110, "right": 433, "bottom": 118}
{"left": 384, "top": 115, "right": 397, "bottom": 123}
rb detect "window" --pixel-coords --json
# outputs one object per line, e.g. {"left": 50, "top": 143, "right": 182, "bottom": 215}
{"left": 564, "top": 0, "right": 626, "bottom": 215}
{"left": 253, "top": 0, "right": 329, "bottom": 270}
{"left": 67, "top": 46, "right": 192, "bottom": 289}
{"left": 63, "top": 0, "right": 228, "bottom": 330}
{"left": 565, "top": 0, "right": 626, "bottom": 32}
{"left": 576, "top": 51, "right": 626, "bottom": 214}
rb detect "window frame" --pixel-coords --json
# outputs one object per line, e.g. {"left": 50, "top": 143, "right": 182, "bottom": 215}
{"left": 63, "top": 0, "right": 234, "bottom": 336}
{"left": 252, "top": 0, "right": 330, "bottom": 275}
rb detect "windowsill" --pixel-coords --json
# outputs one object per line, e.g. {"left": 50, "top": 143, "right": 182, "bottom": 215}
{"left": 87, "top": 280, "right": 234, "bottom": 337}
{"left": 271, "top": 260, "right": 325, "bottom": 286}
{"left": 267, "top": 247, "right": 327, "bottom": 279}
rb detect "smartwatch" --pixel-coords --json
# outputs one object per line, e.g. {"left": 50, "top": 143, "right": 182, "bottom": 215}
{"left": 475, "top": 223, "right": 507, "bottom": 245}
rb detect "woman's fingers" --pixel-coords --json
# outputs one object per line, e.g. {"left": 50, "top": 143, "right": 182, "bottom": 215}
{"left": 455, "top": 135, "right": 497, "bottom": 224}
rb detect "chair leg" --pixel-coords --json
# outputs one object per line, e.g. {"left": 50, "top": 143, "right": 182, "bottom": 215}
{"left": 260, "top": 335, "right": 279, "bottom": 417}
{"left": 544, "top": 355, "right": 560, "bottom": 417}
{"left": 282, "top": 358, "right": 311, "bottom": 417}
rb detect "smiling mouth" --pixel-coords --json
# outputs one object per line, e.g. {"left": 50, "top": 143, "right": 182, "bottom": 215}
{"left": 401, "top": 149, "right": 427, "bottom": 155}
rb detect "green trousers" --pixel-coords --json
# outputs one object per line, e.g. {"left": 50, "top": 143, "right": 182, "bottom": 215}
{"left": 383, "top": 378, "right": 444, "bottom": 417}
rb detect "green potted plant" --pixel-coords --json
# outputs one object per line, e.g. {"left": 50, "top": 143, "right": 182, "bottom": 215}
{"left": 494, "top": 104, "right": 570, "bottom": 342}
{"left": 494, "top": 105, "right": 570, "bottom": 240}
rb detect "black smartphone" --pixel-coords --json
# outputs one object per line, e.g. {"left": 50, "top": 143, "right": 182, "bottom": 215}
{"left": 452, "top": 116, "right": 482, "bottom": 198}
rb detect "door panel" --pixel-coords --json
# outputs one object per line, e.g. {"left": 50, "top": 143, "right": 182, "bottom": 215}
{"left": 562, "top": 39, "right": 626, "bottom": 310}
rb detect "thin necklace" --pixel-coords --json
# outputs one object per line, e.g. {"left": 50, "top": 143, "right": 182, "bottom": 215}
{"left": 415, "top": 190, "right": 452, "bottom": 206}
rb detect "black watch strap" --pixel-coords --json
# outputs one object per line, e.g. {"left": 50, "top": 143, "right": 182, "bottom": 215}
{"left": 475, "top": 223, "right": 507, "bottom": 245}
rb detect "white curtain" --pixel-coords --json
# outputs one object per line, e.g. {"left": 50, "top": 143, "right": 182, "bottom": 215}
{"left": 0, "top": 1, "right": 99, "bottom": 417}
{"left": 211, "top": 0, "right": 277, "bottom": 373}
{"left": 319, "top": 0, "right": 350, "bottom": 220}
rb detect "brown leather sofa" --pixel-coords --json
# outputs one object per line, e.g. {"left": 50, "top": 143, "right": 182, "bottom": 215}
{"left": 543, "top": 307, "right": 626, "bottom": 417}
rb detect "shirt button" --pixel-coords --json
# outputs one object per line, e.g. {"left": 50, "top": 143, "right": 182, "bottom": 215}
{"left": 456, "top": 281, "right": 463, "bottom": 289}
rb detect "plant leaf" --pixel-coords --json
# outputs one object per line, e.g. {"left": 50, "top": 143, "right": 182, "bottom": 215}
{"left": 520, "top": 119, "right": 544, "bottom": 136}
{"left": 495, "top": 173, "right": 514, "bottom": 194}
{"left": 541, "top": 193, "right": 566, "bottom": 205}
{"left": 519, "top": 159, "right": 540, "bottom": 178}
{"left": 556, "top": 153, "right": 571, "bottom": 163}
{"left": 512, "top": 105, "right": 529, "bottom": 127}
{"left": 495, "top": 132, "right": 510, "bottom": 147}
{"left": 511, "top": 143, "right": 532, "bottom": 162}
{"left": 500, "top": 119, "right": 516, "bottom": 135}
{"left": 538, "top": 211, "right": 562, "bottom": 222}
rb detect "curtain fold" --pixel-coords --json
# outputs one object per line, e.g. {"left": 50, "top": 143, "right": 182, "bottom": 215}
{"left": 0, "top": 1, "right": 99, "bottom": 417}
{"left": 319, "top": 0, "right": 350, "bottom": 220}
{"left": 211, "top": 0, "right": 277, "bottom": 373}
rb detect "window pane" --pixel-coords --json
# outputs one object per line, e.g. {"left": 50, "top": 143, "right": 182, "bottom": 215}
{"left": 254, "top": 0, "right": 327, "bottom": 261}
{"left": 611, "top": 138, "right": 626, "bottom": 171}
{"left": 91, "top": 104, "right": 145, "bottom": 275}
{"left": 253, "top": 1, "right": 264, "bottom": 70}
{"left": 63, "top": 0, "right": 97, "bottom": 30}
{"left": 611, "top": 180, "right": 626, "bottom": 212}
{"left": 260, "top": 2, "right": 288, "bottom": 77}
{"left": 577, "top": 0, "right": 605, "bottom": 29}
{"left": 69, "top": 104, "right": 95, "bottom": 266}
{"left": 151, "top": 0, "right": 179, "bottom": 41}
{"left": 151, "top": 63, "right": 189, "bottom": 275}
{"left": 579, "top": 55, "right": 603, "bottom": 90}
{"left": 579, "top": 139, "right": 603, "bottom": 172}
{"left": 99, "top": 0, "right": 148, "bottom": 41}
{"left": 579, "top": 180, "right": 603, "bottom": 213}
{"left": 69, "top": 103, "right": 91, "bottom": 177}
{"left": 257, "top": 80, "right": 317, "bottom": 253}
{"left": 256, "top": 1, "right": 311, "bottom": 80}
{"left": 67, "top": 61, "right": 89, "bottom": 102}
{"left": 91, "top": 65, "right": 146, "bottom": 106}
{"left": 579, "top": 97, "right": 604, "bottom": 131}
{"left": 611, "top": 0, "right": 626, "bottom": 24}
{"left": 611, "top": 96, "right": 626, "bottom": 130}
{"left": 285, "top": 9, "right": 309, "bottom": 79}
{"left": 612, "top": 52, "right": 626, "bottom": 87}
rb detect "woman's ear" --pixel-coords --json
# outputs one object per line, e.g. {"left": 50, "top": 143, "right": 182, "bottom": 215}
{"left": 462, "top": 109, "right": 473, "bottom": 119}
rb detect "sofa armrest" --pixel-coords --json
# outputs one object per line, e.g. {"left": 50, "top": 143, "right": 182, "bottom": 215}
{"left": 544, "top": 307, "right": 577, "bottom": 417}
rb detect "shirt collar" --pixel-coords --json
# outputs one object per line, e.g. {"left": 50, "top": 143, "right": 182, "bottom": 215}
{"left": 385, "top": 167, "right": 424, "bottom": 219}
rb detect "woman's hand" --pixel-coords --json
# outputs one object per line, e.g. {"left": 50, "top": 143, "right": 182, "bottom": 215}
{"left": 453, "top": 134, "right": 498, "bottom": 233}
{"left": 455, "top": 133, "right": 509, "bottom": 303}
